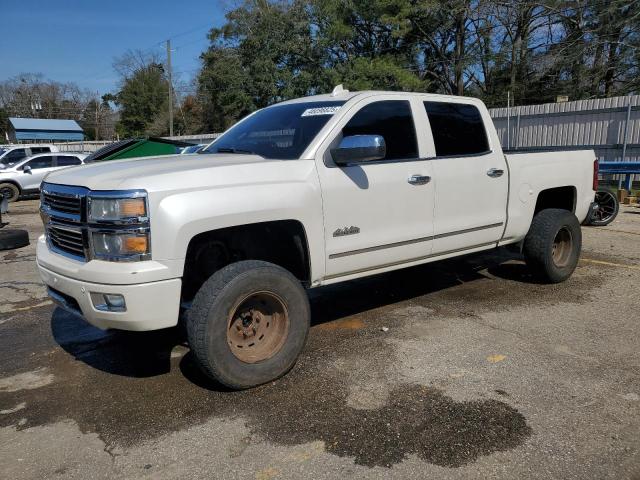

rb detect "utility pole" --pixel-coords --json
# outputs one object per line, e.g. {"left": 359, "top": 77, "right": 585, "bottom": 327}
{"left": 166, "top": 39, "right": 174, "bottom": 137}
{"left": 95, "top": 91, "right": 100, "bottom": 141}
{"left": 506, "top": 91, "right": 511, "bottom": 150}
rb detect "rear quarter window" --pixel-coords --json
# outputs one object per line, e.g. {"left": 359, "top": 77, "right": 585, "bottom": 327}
{"left": 423, "top": 102, "right": 489, "bottom": 157}
{"left": 56, "top": 155, "right": 82, "bottom": 166}
{"left": 30, "top": 147, "right": 52, "bottom": 154}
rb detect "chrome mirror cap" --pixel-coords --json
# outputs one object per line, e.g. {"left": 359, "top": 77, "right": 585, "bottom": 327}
{"left": 331, "top": 135, "right": 386, "bottom": 165}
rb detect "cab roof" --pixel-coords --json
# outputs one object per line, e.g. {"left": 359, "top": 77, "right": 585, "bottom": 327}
{"left": 276, "top": 89, "right": 483, "bottom": 106}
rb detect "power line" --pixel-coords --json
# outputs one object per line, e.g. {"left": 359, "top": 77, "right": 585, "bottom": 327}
{"left": 71, "top": 23, "right": 213, "bottom": 88}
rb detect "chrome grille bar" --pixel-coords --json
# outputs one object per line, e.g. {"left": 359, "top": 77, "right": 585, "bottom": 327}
{"left": 41, "top": 183, "right": 90, "bottom": 261}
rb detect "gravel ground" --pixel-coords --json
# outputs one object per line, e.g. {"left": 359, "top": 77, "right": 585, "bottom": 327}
{"left": 0, "top": 200, "right": 639, "bottom": 479}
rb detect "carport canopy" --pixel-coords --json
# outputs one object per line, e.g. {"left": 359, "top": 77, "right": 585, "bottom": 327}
{"left": 8, "top": 117, "right": 84, "bottom": 142}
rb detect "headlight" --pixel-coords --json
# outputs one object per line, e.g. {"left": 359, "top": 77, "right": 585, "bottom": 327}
{"left": 91, "top": 231, "right": 150, "bottom": 260}
{"left": 88, "top": 196, "right": 147, "bottom": 222}
{"left": 87, "top": 191, "right": 151, "bottom": 262}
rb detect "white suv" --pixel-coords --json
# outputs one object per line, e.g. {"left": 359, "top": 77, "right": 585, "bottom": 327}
{"left": 0, "top": 152, "right": 86, "bottom": 202}
{"left": 0, "top": 144, "right": 60, "bottom": 166}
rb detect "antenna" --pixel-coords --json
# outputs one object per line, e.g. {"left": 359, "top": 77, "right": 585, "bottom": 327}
{"left": 331, "top": 84, "right": 349, "bottom": 97}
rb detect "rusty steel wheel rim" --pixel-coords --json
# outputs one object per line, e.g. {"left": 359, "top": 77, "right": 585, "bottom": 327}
{"left": 227, "top": 291, "right": 290, "bottom": 363}
{"left": 552, "top": 226, "right": 573, "bottom": 268}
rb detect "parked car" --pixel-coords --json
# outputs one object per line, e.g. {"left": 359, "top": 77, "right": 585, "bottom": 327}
{"left": 0, "top": 152, "right": 86, "bottom": 202}
{"left": 180, "top": 144, "right": 207, "bottom": 155}
{"left": 37, "top": 87, "right": 597, "bottom": 389}
{"left": 0, "top": 144, "right": 60, "bottom": 166}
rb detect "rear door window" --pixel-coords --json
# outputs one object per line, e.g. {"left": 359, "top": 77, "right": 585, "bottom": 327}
{"left": 423, "top": 102, "right": 489, "bottom": 157}
{"left": 56, "top": 155, "right": 82, "bottom": 166}
{"left": 343, "top": 100, "right": 418, "bottom": 161}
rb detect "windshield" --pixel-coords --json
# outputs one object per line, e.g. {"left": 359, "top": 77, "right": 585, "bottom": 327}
{"left": 202, "top": 101, "right": 346, "bottom": 159}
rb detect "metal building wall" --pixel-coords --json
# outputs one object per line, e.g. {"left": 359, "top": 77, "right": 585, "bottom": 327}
{"left": 489, "top": 95, "right": 640, "bottom": 162}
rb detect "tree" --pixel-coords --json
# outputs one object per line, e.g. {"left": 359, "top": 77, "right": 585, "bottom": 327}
{"left": 0, "top": 73, "right": 100, "bottom": 140}
{"left": 198, "top": 0, "right": 322, "bottom": 131}
{"left": 311, "top": 0, "right": 427, "bottom": 92}
{"left": 112, "top": 50, "right": 170, "bottom": 137}
{"left": 111, "top": 0, "right": 639, "bottom": 138}
{"left": 197, "top": 0, "right": 428, "bottom": 131}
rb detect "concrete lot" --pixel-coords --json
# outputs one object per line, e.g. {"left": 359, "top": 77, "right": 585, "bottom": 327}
{"left": 0, "top": 199, "right": 639, "bottom": 479}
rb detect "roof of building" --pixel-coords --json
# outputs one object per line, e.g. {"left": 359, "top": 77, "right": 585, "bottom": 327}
{"left": 8, "top": 117, "right": 84, "bottom": 141}
{"left": 9, "top": 117, "right": 83, "bottom": 132}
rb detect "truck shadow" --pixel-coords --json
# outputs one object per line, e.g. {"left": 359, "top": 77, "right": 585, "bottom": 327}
{"left": 307, "top": 249, "right": 532, "bottom": 326}
{"left": 50, "top": 248, "right": 530, "bottom": 381}
{"left": 50, "top": 309, "right": 183, "bottom": 378}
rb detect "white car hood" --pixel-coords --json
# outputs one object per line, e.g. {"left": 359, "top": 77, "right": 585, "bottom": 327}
{"left": 44, "top": 153, "right": 281, "bottom": 192}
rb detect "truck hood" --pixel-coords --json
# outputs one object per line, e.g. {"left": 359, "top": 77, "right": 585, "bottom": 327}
{"left": 44, "top": 153, "right": 286, "bottom": 192}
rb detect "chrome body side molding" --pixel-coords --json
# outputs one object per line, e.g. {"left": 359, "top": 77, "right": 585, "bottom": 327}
{"left": 329, "top": 222, "right": 503, "bottom": 259}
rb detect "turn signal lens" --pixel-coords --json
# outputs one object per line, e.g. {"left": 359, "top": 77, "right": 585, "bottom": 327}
{"left": 92, "top": 232, "right": 150, "bottom": 259}
{"left": 120, "top": 198, "right": 147, "bottom": 217}
{"left": 124, "top": 235, "right": 148, "bottom": 254}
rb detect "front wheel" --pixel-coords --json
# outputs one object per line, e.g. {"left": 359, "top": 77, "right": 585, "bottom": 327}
{"left": 523, "top": 208, "right": 582, "bottom": 284}
{"left": 0, "top": 183, "right": 20, "bottom": 203}
{"left": 186, "top": 260, "right": 310, "bottom": 389}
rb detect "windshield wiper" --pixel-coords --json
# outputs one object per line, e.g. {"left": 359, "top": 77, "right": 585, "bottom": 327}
{"left": 215, "top": 147, "right": 256, "bottom": 155}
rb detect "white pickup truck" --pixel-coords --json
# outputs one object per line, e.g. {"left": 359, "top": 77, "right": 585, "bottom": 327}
{"left": 36, "top": 88, "right": 597, "bottom": 389}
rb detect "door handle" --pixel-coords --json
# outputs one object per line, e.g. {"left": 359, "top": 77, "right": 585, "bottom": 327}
{"left": 408, "top": 174, "right": 431, "bottom": 185}
{"left": 487, "top": 168, "right": 504, "bottom": 178}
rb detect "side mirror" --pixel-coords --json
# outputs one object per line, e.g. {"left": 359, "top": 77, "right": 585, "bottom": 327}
{"left": 23, "top": 165, "right": 32, "bottom": 174}
{"left": 331, "top": 135, "right": 386, "bottom": 166}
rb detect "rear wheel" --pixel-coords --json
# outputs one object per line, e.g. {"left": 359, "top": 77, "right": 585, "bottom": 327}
{"left": 186, "top": 260, "right": 310, "bottom": 389}
{"left": 523, "top": 208, "right": 581, "bottom": 283}
{"left": 587, "top": 190, "right": 619, "bottom": 226}
{"left": 0, "top": 183, "right": 20, "bottom": 203}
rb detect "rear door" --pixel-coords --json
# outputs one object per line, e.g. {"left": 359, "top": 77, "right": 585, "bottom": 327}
{"left": 315, "top": 96, "right": 435, "bottom": 279}
{"left": 421, "top": 100, "right": 508, "bottom": 254}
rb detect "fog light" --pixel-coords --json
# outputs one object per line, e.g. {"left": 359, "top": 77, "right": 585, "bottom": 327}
{"left": 105, "top": 294, "right": 126, "bottom": 310}
{"left": 91, "top": 292, "right": 127, "bottom": 312}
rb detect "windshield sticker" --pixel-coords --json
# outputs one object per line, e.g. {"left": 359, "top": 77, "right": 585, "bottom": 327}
{"left": 301, "top": 106, "right": 341, "bottom": 117}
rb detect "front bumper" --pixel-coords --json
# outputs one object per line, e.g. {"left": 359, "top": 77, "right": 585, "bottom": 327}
{"left": 37, "top": 252, "right": 182, "bottom": 332}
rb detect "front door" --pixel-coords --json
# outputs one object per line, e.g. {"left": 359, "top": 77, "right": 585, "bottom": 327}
{"left": 315, "top": 97, "right": 435, "bottom": 279}
{"left": 20, "top": 155, "right": 57, "bottom": 190}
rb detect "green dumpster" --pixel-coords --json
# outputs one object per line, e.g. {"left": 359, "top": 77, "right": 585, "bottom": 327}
{"left": 84, "top": 137, "right": 192, "bottom": 162}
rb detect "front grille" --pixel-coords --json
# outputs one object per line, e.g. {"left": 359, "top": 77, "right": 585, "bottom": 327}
{"left": 48, "top": 224, "right": 86, "bottom": 258}
{"left": 41, "top": 183, "right": 89, "bottom": 261}
{"left": 42, "top": 191, "right": 82, "bottom": 216}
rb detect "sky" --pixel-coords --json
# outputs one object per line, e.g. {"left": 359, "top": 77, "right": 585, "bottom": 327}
{"left": 0, "top": 0, "right": 228, "bottom": 95}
